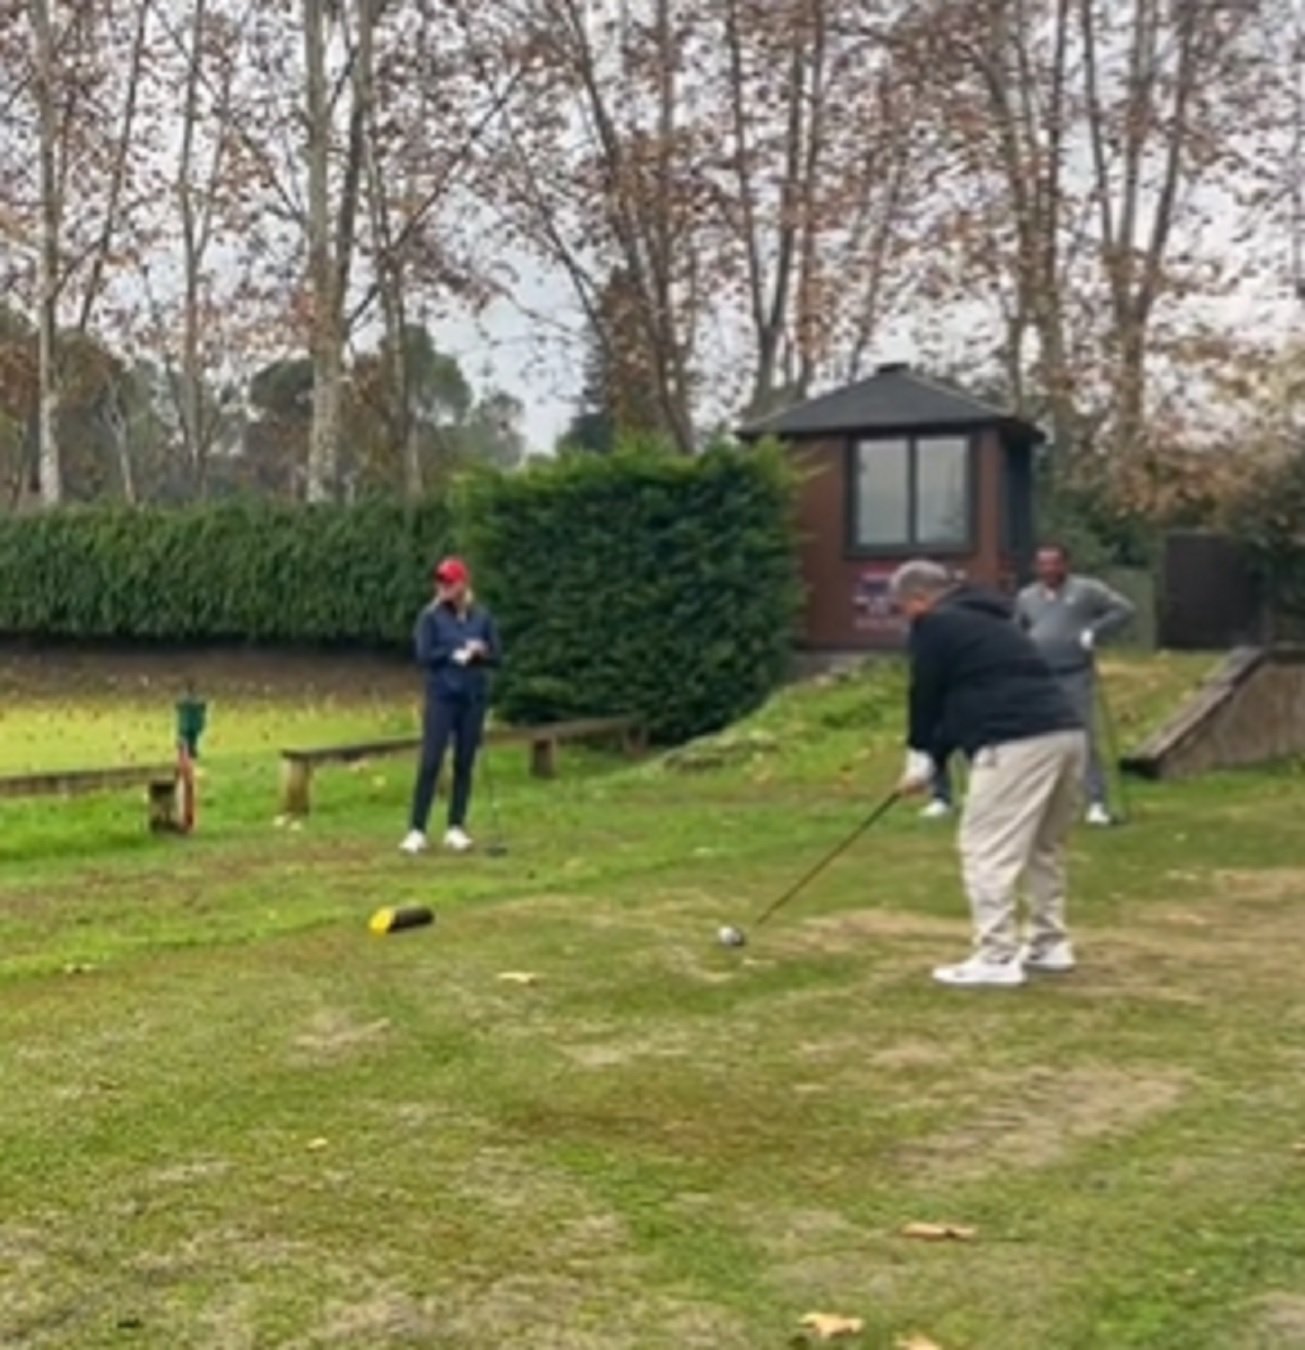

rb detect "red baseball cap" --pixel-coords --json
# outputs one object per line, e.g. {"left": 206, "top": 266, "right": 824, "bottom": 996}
{"left": 434, "top": 556, "right": 470, "bottom": 585}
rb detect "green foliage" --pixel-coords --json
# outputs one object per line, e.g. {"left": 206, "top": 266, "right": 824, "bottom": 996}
{"left": 0, "top": 499, "right": 450, "bottom": 645}
{"left": 1225, "top": 449, "right": 1305, "bottom": 615}
{"left": 456, "top": 443, "right": 798, "bottom": 742}
{"left": 1035, "top": 455, "right": 1159, "bottom": 571}
{"left": 0, "top": 448, "right": 797, "bottom": 739}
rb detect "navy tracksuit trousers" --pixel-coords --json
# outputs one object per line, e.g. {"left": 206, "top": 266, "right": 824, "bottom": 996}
{"left": 409, "top": 695, "right": 486, "bottom": 832}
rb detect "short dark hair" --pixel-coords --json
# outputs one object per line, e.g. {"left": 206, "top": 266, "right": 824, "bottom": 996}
{"left": 1037, "top": 541, "right": 1070, "bottom": 561}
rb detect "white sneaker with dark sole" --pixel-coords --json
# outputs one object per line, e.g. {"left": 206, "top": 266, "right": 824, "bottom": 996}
{"left": 444, "top": 827, "right": 474, "bottom": 853}
{"left": 399, "top": 830, "right": 428, "bottom": 856}
{"left": 1085, "top": 803, "right": 1112, "bottom": 827}
{"left": 919, "top": 799, "right": 953, "bottom": 821}
{"left": 1019, "top": 941, "right": 1076, "bottom": 974}
{"left": 932, "top": 956, "right": 1026, "bottom": 988}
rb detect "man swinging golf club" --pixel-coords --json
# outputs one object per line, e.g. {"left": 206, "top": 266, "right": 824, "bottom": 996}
{"left": 891, "top": 560, "right": 1088, "bottom": 988}
{"left": 400, "top": 557, "right": 501, "bottom": 856}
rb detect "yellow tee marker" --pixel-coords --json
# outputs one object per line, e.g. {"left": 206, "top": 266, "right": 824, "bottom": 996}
{"left": 368, "top": 906, "right": 435, "bottom": 935}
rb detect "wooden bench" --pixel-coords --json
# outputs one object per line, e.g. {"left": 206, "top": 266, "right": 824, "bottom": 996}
{"left": 0, "top": 764, "right": 186, "bottom": 833}
{"left": 279, "top": 716, "right": 644, "bottom": 816}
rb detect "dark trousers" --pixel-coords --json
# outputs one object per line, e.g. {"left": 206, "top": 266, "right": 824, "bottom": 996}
{"left": 932, "top": 754, "right": 970, "bottom": 805}
{"left": 409, "top": 696, "right": 486, "bottom": 832}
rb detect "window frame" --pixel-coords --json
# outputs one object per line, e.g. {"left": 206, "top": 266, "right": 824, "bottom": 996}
{"left": 844, "top": 429, "right": 977, "bottom": 558}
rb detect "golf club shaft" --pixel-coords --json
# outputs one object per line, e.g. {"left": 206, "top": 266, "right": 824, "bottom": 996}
{"left": 478, "top": 738, "right": 506, "bottom": 849}
{"left": 1095, "top": 674, "right": 1130, "bottom": 823}
{"left": 753, "top": 789, "right": 900, "bottom": 929}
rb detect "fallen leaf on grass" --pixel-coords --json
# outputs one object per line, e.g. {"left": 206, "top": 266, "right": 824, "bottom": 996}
{"left": 897, "top": 1336, "right": 943, "bottom": 1349}
{"left": 900, "top": 1222, "right": 976, "bottom": 1242}
{"left": 306, "top": 1137, "right": 329, "bottom": 1152}
{"left": 497, "top": 972, "right": 539, "bottom": 986}
{"left": 799, "top": 1311, "right": 864, "bottom": 1340}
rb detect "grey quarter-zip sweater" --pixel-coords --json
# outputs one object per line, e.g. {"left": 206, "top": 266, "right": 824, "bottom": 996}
{"left": 1014, "top": 575, "right": 1135, "bottom": 675}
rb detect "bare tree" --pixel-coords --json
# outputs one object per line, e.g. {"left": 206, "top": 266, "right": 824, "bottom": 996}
{"left": 714, "top": 0, "right": 929, "bottom": 412}
{"left": 28, "top": 0, "right": 60, "bottom": 503}
{"left": 467, "top": 0, "right": 709, "bottom": 452}
{"left": 160, "top": 0, "right": 247, "bottom": 496}
{"left": 917, "top": 0, "right": 1287, "bottom": 482}
{"left": 3, "top": 0, "right": 157, "bottom": 505}
{"left": 356, "top": 1, "right": 512, "bottom": 496}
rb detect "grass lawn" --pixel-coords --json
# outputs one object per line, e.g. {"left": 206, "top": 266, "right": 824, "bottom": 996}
{"left": 4, "top": 648, "right": 1305, "bottom": 1349}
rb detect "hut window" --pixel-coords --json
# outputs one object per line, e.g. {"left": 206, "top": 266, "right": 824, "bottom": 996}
{"left": 853, "top": 437, "right": 910, "bottom": 546}
{"left": 852, "top": 435, "right": 971, "bottom": 551}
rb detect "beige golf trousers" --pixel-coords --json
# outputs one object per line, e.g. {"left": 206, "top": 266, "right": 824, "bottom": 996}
{"left": 959, "top": 729, "right": 1088, "bottom": 963}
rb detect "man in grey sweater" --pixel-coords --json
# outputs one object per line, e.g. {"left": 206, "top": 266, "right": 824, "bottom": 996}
{"left": 1016, "top": 543, "right": 1135, "bottom": 826}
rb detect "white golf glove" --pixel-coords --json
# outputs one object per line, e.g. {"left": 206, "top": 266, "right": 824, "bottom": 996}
{"left": 1079, "top": 628, "right": 1096, "bottom": 651}
{"left": 899, "top": 749, "right": 935, "bottom": 795}
{"left": 452, "top": 646, "right": 472, "bottom": 666}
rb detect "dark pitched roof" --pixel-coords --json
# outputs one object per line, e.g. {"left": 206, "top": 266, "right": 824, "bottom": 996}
{"left": 739, "top": 363, "right": 1044, "bottom": 440}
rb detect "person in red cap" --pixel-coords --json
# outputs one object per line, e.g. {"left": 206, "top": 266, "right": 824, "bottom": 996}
{"left": 400, "top": 556, "right": 501, "bottom": 855}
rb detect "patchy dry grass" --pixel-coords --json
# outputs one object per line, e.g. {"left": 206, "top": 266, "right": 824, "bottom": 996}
{"left": 6, "top": 647, "right": 1305, "bottom": 1348}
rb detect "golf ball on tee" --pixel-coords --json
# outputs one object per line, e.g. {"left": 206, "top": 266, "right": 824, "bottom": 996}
{"left": 718, "top": 925, "right": 746, "bottom": 948}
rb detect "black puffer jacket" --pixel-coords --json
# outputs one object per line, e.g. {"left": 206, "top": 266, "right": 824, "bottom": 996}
{"left": 906, "top": 586, "right": 1081, "bottom": 758}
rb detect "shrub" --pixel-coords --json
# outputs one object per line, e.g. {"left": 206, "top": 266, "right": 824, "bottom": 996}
{"left": 0, "top": 448, "right": 798, "bottom": 743}
{"left": 456, "top": 444, "right": 798, "bottom": 742}
{"left": 0, "top": 498, "right": 450, "bottom": 645}
{"left": 1225, "top": 450, "right": 1305, "bottom": 617}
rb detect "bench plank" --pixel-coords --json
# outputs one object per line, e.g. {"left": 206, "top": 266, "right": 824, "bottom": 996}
{"left": 0, "top": 764, "right": 176, "bottom": 799}
{"left": 280, "top": 716, "right": 638, "bottom": 768}
{"left": 278, "top": 716, "right": 641, "bottom": 814}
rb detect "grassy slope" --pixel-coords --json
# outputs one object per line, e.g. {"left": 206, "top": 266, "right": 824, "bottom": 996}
{"left": 5, "top": 651, "right": 1305, "bottom": 1349}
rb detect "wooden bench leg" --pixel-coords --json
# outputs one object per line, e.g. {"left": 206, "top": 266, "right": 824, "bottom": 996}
{"left": 530, "top": 737, "right": 557, "bottom": 779}
{"left": 148, "top": 778, "right": 180, "bottom": 834}
{"left": 281, "top": 758, "right": 313, "bottom": 816}
{"left": 621, "top": 725, "right": 647, "bottom": 758}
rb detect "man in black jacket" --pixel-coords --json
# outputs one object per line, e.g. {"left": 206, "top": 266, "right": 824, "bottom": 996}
{"left": 890, "top": 560, "right": 1088, "bottom": 988}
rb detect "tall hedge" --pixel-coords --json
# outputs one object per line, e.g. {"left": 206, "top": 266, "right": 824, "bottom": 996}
{"left": 1226, "top": 451, "right": 1305, "bottom": 619}
{"left": 457, "top": 446, "right": 798, "bottom": 742}
{"left": 0, "top": 499, "right": 450, "bottom": 644}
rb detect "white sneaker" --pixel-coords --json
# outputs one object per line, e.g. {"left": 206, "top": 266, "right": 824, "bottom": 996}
{"left": 932, "top": 955, "right": 1026, "bottom": 988}
{"left": 920, "top": 799, "right": 953, "bottom": 821}
{"left": 1019, "top": 940, "right": 1076, "bottom": 974}
{"left": 399, "top": 830, "right": 428, "bottom": 855}
{"left": 443, "top": 827, "right": 474, "bottom": 853}
{"left": 1085, "top": 802, "right": 1112, "bottom": 827}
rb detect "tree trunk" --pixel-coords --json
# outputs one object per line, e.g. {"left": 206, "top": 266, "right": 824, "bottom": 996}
{"left": 303, "top": 0, "right": 338, "bottom": 501}
{"left": 178, "top": 0, "right": 207, "bottom": 495}
{"left": 30, "top": 0, "right": 61, "bottom": 506}
{"left": 104, "top": 387, "right": 137, "bottom": 505}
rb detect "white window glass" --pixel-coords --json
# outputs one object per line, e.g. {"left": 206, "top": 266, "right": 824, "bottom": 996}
{"left": 914, "top": 437, "right": 969, "bottom": 546}
{"left": 854, "top": 438, "right": 910, "bottom": 547}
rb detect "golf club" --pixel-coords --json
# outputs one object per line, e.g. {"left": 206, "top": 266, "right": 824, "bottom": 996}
{"left": 718, "top": 788, "right": 900, "bottom": 948}
{"left": 478, "top": 742, "right": 509, "bottom": 857}
{"left": 1096, "top": 675, "right": 1132, "bottom": 826}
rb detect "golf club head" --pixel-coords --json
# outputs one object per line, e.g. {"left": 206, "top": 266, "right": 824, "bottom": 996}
{"left": 486, "top": 842, "right": 509, "bottom": 858}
